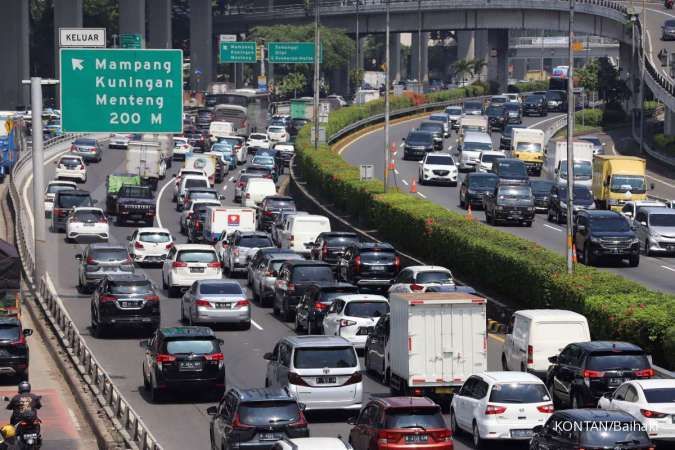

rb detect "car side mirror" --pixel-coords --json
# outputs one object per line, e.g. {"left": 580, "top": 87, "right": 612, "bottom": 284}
{"left": 548, "top": 355, "right": 558, "bottom": 364}
{"left": 576, "top": 224, "right": 586, "bottom": 232}
{"left": 347, "top": 416, "right": 356, "bottom": 425}
{"left": 418, "top": 161, "right": 423, "bottom": 165}
{"left": 298, "top": 403, "right": 307, "bottom": 411}
{"left": 23, "top": 329, "right": 33, "bottom": 337}
{"left": 303, "top": 242, "right": 313, "bottom": 249}
{"left": 172, "top": 173, "right": 177, "bottom": 178}
{"left": 139, "top": 340, "right": 149, "bottom": 349}
{"left": 623, "top": 212, "right": 633, "bottom": 218}
{"left": 401, "top": 138, "right": 406, "bottom": 142}
{"left": 650, "top": 183, "right": 655, "bottom": 190}
{"left": 640, "top": 221, "right": 647, "bottom": 226}
{"left": 602, "top": 392, "right": 612, "bottom": 399}
{"left": 532, "top": 425, "right": 544, "bottom": 435}
{"left": 218, "top": 194, "right": 226, "bottom": 200}
{"left": 126, "top": 235, "right": 132, "bottom": 241}
{"left": 218, "top": 339, "right": 225, "bottom": 345}
{"left": 54, "top": 160, "right": 58, "bottom": 164}
{"left": 75, "top": 254, "right": 82, "bottom": 261}
{"left": 263, "top": 352, "right": 274, "bottom": 361}
{"left": 206, "top": 406, "right": 218, "bottom": 416}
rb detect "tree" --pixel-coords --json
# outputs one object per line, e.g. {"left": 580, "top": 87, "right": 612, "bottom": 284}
{"left": 470, "top": 59, "right": 487, "bottom": 82}
{"left": 576, "top": 60, "right": 599, "bottom": 93}
{"left": 451, "top": 59, "right": 473, "bottom": 84}
{"left": 278, "top": 72, "right": 307, "bottom": 98}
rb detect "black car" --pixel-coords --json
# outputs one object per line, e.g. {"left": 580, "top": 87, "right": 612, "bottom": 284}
{"left": 485, "top": 105, "right": 507, "bottom": 132}
{"left": 289, "top": 118, "right": 310, "bottom": 136}
{"left": 522, "top": 95, "right": 548, "bottom": 117}
{"left": 364, "top": 314, "right": 390, "bottom": 380}
{"left": 207, "top": 387, "right": 309, "bottom": 450}
{"left": 530, "top": 410, "right": 654, "bottom": 450}
{"left": 273, "top": 260, "right": 335, "bottom": 321}
{"left": 247, "top": 248, "right": 300, "bottom": 284}
{"left": 184, "top": 130, "right": 207, "bottom": 152}
{"left": 547, "top": 184, "right": 595, "bottom": 224}
{"left": 503, "top": 103, "right": 522, "bottom": 124}
{"left": 336, "top": 242, "right": 400, "bottom": 291}
{"left": 258, "top": 196, "right": 296, "bottom": 232}
{"left": 458, "top": 172, "right": 499, "bottom": 209}
{"left": 493, "top": 158, "right": 529, "bottom": 184}
{"left": 499, "top": 124, "right": 527, "bottom": 150}
{"left": 546, "top": 90, "right": 567, "bottom": 112}
{"left": 141, "top": 326, "right": 225, "bottom": 402}
{"left": 114, "top": 185, "right": 156, "bottom": 226}
{"left": 402, "top": 131, "right": 435, "bottom": 160}
{"left": 0, "top": 317, "right": 33, "bottom": 381}
{"left": 484, "top": 182, "right": 535, "bottom": 226}
{"left": 546, "top": 341, "right": 654, "bottom": 408}
{"left": 272, "top": 143, "right": 295, "bottom": 170}
{"left": 195, "top": 108, "right": 213, "bottom": 131}
{"left": 90, "top": 274, "right": 160, "bottom": 337}
{"left": 308, "top": 231, "right": 360, "bottom": 265}
{"left": 573, "top": 210, "right": 640, "bottom": 267}
{"left": 51, "top": 189, "right": 95, "bottom": 233}
{"left": 186, "top": 203, "right": 213, "bottom": 243}
{"left": 529, "top": 180, "right": 555, "bottom": 212}
{"left": 417, "top": 122, "right": 444, "bottom": 150}
{"left": 294, "top": 282, "right": 359, "bottom": 334}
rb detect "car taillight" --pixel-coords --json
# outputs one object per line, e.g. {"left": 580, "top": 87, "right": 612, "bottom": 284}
{"left": 194, "top": 221, "right": 202, "bottom": 231}
{"left": 237, "top": 182, "right": 244, "bottom": 188}
{"left": 235, "top": 299, "right": 249, "bottom": 308}
{"left": 99, "top": 294, "right": 117, "bottom": 303}
{"left": 635, "top": 368, "right": 655, "bottom": 378}
{"left": 527, "top": 345, "right": 533, "bottom": 365}
{"left": 583, "top": 369, "right": 605, "bottom": 378}
{"left": 322, "top": 244, "right": 328, "bottom": 257}
{"left": 354, "top": 255, "right": 361, "bottom": 272}
{"left": 245, "top": 193, "right": 251, "bottom": 199}
{"left": 314, "top": 301, "right": 328, "bottom": 311}
{"left": 343, "top": 371, "right": 362, "bottom": 385}
{"left": 195, "top": 299, "right": 212, "bottom": 307}
{"left": 79, "top": 164, "right": 85, "bottom": 170}
{"left": 288, "top": 411, "right": 308, "bottom": 428}
{"left": 86, "top": 256, "right": 95, "bottom": 264}
{"left": 485, "top": 405, "right": 507, "bottom": 415}
{"left": 429, "top": 429, "right": 452, "bottom": 442}
{"left": 287, "top": 282, "right": 295, "bottom": 293}
{"left": 144, "top": 295, "right": 160, "bottom": 302}
{"left": 410, "top": 283, "right": 424, "bottom": 291}
{"left": 55, "top": 208, "right": 67, "bottom": 218}
{"left": 156, "top": 354, "right": 176, "bottom": 369}
{"left": 263, "top": 210, "right": 273, "bottom": 217}
{"left": 165, "top": 243, "right": 174, "bottom": 249}
{"left": 233, "top": 248, "right": 240, "bottom": 257}
{"left": 394, "top": 255, "right": 401, "bottom": 269}
{"left": 134, "top": 241, "right": 144, "bottom": 249}
{"left": 641, "top": 409, "right": 668, "bottom": 418}
{"left": 70, "top": 145, "right": 76, "bottom": 152}
{"left": 187, "top": 212, "right": 193, "bottom": 219}
{"left": 340, "top": 319, "right": 357, "bottom": 327}
{"left": 232, "top": 413, "right": 254, "bottom": 430}
{"left": 172, "top": 261, "right": 188, "bottom": 268}
{"left": 204, "top": 353, "right": 224, "bottom": 361}
{"left": 537, "top": 404, "right": 554, "bottom": 413}
{"left": 287, "top": 372, "right": 309, "bottom": 386}
{"left": 377, "top": 431, "right": 403, "bottom": 445}
{"left": 98, "top": 217, "right": 108, "bottom": 223}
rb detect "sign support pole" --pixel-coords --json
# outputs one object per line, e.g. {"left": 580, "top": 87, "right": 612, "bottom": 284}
{"left": 565, "top": 0, "right": 576, "bottom": 274}
{"left": 313, "top": 0, "right": 321, "bottom": 151}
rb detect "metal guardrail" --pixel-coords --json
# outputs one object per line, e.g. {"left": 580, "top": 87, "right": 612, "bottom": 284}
{"left": 7, "top": 135, "right": 162, "bottom": 450}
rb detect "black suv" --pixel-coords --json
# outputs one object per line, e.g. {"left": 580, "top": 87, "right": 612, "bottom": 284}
{"left": 458, "top": 172, "right": 499, "bottom": 209}
{"left": 207, "top": 387, "right": 309, "bottom": 450}
{"left": 522, "top": 94, "right": 548, "bottom": 117}
{"left": 90, "top": 274, "right": 160, "bottom": 337}
{"left": 484, "top": 183, "right": 535, "bottom": 226}
{"left": 0, "top": 317, "right": 33, "bottom": 382}
{"left": 530, "top": 180, "right": 555, "bottom": 212}
{"left": 140, "top": 326, "right": 225, "bottom": 402}
{"left": 308, "top": 231, "right": 360, "bottom": 265}
{"left": 493, "top": 158, "right": 529, "bottom": 184}
{"left": 547, "top": 184, "right": 595, "bottom": 224}
{"left": 114, "top": 185, "right": 156, "bottom": 226}
{"left": 402, "top": 131, "right": 435, "bottom": 160}
{"left": 273, "top": 260, "right": 335, "bottom": 321}
{"left": 486, "top": 105, "right": 507, "bottom": 132}
{"left": 546, "top": 89, "right": 567, "bottom": 112}
{"left": 573, "top": 210, "right": 640, "bottom": 267}
{"left": 530, "top": 410, "right": 654, "bottom": 450}
{"left": 186, "top": 202, "right": 213, "bottom": 243}
{"left": 258, "top": 196, "right": 296, "bottom": 232}
{"left": 503, "top": 102, "right": 522, "bottom": 124}
{"left": 417, "top": 122, "right": 444, "bottom": 150}
{"left": 51, "top": 189, "right": 95, "bottom": 232}
{"left": 546, "top": 341, "right": 654, "bottom": 408}
{"left": 499, "top": 124, "right": 526, "bottom": 150}
{"left": 336, "top": 242, "right": 400, "bottom": 291}
{"left": 294, "top": 282, "right": 359, "bottom": 334}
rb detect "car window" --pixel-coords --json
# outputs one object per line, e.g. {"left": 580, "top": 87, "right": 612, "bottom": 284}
{"left": 344, "top": 301, "right": 389, "bottom": 318}
{"left": 90, "top": 248, "right": 129, "bottom": 261}
{"left": 613, "top": 384, "right": 628, "bottom": 401}
{"left": 415, "top": 271, "right": 452, "bottom": 284}
{"left": 489, "top": 383, "right": 550, "bottom": 403}
{"left": 139, "top": 232, "right": 171, "bottom": 243}
{"left": 184, "top": 179, "right": 208, "bottom": 189}
{"left": 650, "top": 213, "right": 675, "bottom": 227}
{"left": 47, "top": 184, "right": 75, "bottom": 194}
{"left": 643, "top": 387, "right": 675, "bottom": 403}
{"left": 324, "top": 235, "right": 358, "bottom": 246}
{"left": 293, "top": 347, "right": 358, "bottom": 369}
{"left": 199, "top": 283, "right": 244, "bottom": 295}
{"left": 176, "top": 250, "right": 218, "bottom": 263}
{"left": 624, "top": 386, "right": 639, "bottom": 402}
{"left": 59, "top": 157, "right": 82, "bottom": 165}
{"left": 57, "top": 193, "right": 92, "bottom": 209}
{"left": 108, "top": 280, "right": 152, "bottom": 294}
{"left": 459, "top": 377, "right": 477, "bottom": 397}
{"left": 579, "top": 422, "right": 650, "bottom": 447}
{"left": 239, "top": 236, "right": 273, "bottom": 248}
{"left": 0, "top": 324, "right": 20, "bottom": 341}
{"left": 472, "top": 379, "right": 489, "bottom": 399}
{"left": 291, "top": 266, "right": 334, "bottom": 282}
{"left": 586, "top": 353, "right": 650, "bottom": 371}
{"left": 384, "top": 408, "right": 446, "bottom": 429}
{"left": 426, "top": 155, "right": 455, "bottom": 165}
{"left": 279, "top": 343, "right": 291, "bottom": 367}
{"left": 121, "top": 186, "right": 152, "bottom": 198}
{"left": 163, "top": 339, "right": 219, "bottom": 355}
{"left": 238, "top": 401, "right": 300, "bottom": 426}
{"left": 72, "top": 209, "right": 104, "bottom": 222}
{"left": 359, "top": 250, "right": 396, "bottom": 263}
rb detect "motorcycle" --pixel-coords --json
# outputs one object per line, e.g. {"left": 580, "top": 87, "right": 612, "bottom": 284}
{"left": 2, "top": 397, "right": 41, "bottom": 450}
{"left": 667, "top": 0, "right": 673, "bottom": 9}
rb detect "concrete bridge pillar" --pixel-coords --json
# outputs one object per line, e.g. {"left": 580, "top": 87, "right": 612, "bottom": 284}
{"left": 488, "top": 29, "right": 509, "bottom": 92}
{"left": 234, "top": 63, "right": 244, "bottom": 89}
{"left": 0, "top": 0, "right": 29, "bottom": 109}
{"left": 512, "top": 58, "right": 527, "bottom": 81}
{"left": 456, "top": 31, "right": 475, "bottom": 62}
{"left": 190, "top": 0, "right": 214, "bottom": 91}
{"left": 54, "top": 0, "right": 83, "bottom": 106}
{"left": 474, "top": 30, "right": 489, "bottom": 82}
{"left": 411, "top": 32, "right": 429, "bottom": 83}
{"left": 119, "top": 0, "right": 146, "bottom": 42}
{"left": 665, "top": 108, "right": 675, "bottom": 136}
{"left": 389, "top": 33, "right": 402, "bottom": 83}
{"left": 148, "top": 0, "right": 172, "bottom": 49}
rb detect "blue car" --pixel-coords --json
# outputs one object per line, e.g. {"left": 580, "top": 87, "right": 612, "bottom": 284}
{"left": 250, "top": 155, "right": 278, "bottom": 182}
{"left": 210, "top": 143, "right": 237, "bottom": 170}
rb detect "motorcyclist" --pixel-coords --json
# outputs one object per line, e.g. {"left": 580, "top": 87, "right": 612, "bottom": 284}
{"left": 667, "top": 0, "right": 673, "bottom": 9}
{"left": 5, "top": 382, "right": 41, "bottom": 427}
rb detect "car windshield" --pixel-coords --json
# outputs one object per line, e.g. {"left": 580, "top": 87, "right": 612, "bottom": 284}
{"left": 189, "top": 192, "right": 218, "bottom": 201}
{"left": 266, "top": 199, "right": 295, "bottom": 209}
{"left": 482, "top": 154, "right": 505, "bottom": 164}
{"left": 557, "top": 187, "right": 593, "bottom": 201}
{"left": 666, "top": 19, "right": 675, "bottom": 27}
{"left": 219, "top": 138, "right": 241, "bottom": 147}
{"left": 579, "top": 137, "right": 602, "bottom": 146}
{"left": 252, "top": 156, "right": 274, "bottom": 166}
{"left": 416, "top": 271, "right": 452, "bottom": 284}
{"left": 324, "top": 235, "right": 358, "bottom": 246}
{"left": 499, "top": 187, "right": 532, "bottom": 199}
{"left": 515, "top": 142, "right": 542, "bottom": 153}
{"left": 497, "top": 161, "right": 528, "bottom": 178}
{"left": 446, "top": 107, "right": 462, "bottom": 115}
{"left": 185, "top": 179, "right": 208, "bottom": 189}
{"left": 90, "top": 248, "right": 129, "bottom": 261}
{"left": 292, "top": 266, "right": 334, "bottom": 282}
{"left": 530, "top": 181, "right": 554, "bottom": 194}
{"left": 122, "top": 186, "right": 152, "bottom": 198}
{"left": 0, "top": 324, "right": 20, "bottom": 341}
{"left": 384, "top": 408, "right": 446, "bottom": 429}
{"left": 164, "top": 339, "right": 218, "bottom": 355}
{"left": 505, "top": 104, "right": 520, "bottom": 112}
{"left": 590, "top": 216, "right": 630, "bottom": 232}
{"left": 75, "top": 139, "right": 96, "bottom": 146}
{"left": 249, "top": 134, "right": 267, "bottom": 141}
{"left": 269, "top": 257, "right": 303, "bottom": 272}
{"left": 109, "top": 280, "right": 153, "bottom": 294}
{"left": 60, "top": 157, "right": 81, "bottom": 165}
{"left": 489, "top": 383, "right": 550, "bottom": 403}
{"left": 239, "top": 236, "right": 273, "bottom": 248}
{"left": 611, "top": 175, "right": 646, "bottom": 193}
{"left": 546, "top": 91, "right": 565, "bottom": 101}
{"left": 199, "top": 282, "right": 244, "bottom": 295}
{"left": 238, "top": 401, "right": 300, "bottom": 426}
{"left": 293, "top": 347, "right": 358, "bottom": 368}
{"left": 47, "top": 184, "right": 75, "bottom": 194}
{"left": 73, "top": 209, "right": 103, "bottom": 222}
{"left": 464, "top": 141, "right": 492, "bottom": 152}
{"left": 268, "top": 127, "right": 284, "bottom": 133}
{"left": 211, "top": 144, "right": 233, "bottom": 155}
{"left": 524, "top": 95, "right": 543, "bottom": 103}
{"left": 579, "top": 423, "right": 650, "bottom": 447}
{"left": 360, "top": 250, "right": 396, "bottom": 263}
{"left": 406, "top": 132, "right": 433, "bottom": 145}
{"left": 649, "top": 214, "right": 675, "bottom": 227}
{"left": 429, "top": 115, "right": 447, "bottom": 122}
{"left": 469, "top": 175, "right": 499, "bottom": 189}
{"left": 139, "top": 232, "right": 170, "bottom": 243}
{"left": 487, "top": 106, "right": 504, "bottom": 115}
{"left": 586, "top": 353, "right": 650, "bottom": 370}
{"left": 559, "top": 161, "right": 593, "bottom": 180}
{"left": 643, "top": 388, "right": 675, "bottom": 403}
{"left": 344, "top": 301, "right": 389, "bottom": 318}
{"left": 426, "top": 155, "right": 454, "bottom": 165}
{"left": 419, "top": 123, "right": 442, "bottom": 132}
{"left": 177, "top": 250, "right": 217, "bottom": 263}
{"left": 464, "top": 102, "right": 482, "bottom": 111}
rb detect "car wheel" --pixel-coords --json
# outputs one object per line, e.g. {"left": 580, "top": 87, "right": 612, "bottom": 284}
{"left": 549, "top": 382, "right": 560, "bottom": 409}
{"left": 472, "top": 421, "right": 483, "bottom": 449}
{"left": 272, "top": 298, "right": 280, "bottom": 316}
{"left": 307, "top": 320, "right": 314, "bottom": 335}
{"left": 525, "top": 221, "right": 533, "bottom": 227}
{"left": 150, "top": 384, "right": 163, "bottom": 403}
{"left": 143, "top": 367, "right": 151, "bottom": 392}
{"left": 265, "top": 378, "right": 270, "bottom": 388}
{"left": 180, "top": 302, "right": 186, "bottom": 323}
{"left": 547, "top": 208, "right": 553, "bottom": 222}
{"left": 450, "top": 409, "right": 462, "bottom": 435}
{"left": 282, "top": 301, "right": 293, "bottom": 322}
{"left": 644, "top": 240, "right": 652, "bottom": 257}
{"left": 168, "top": 283, "right": 180, "bottom": 299}
{"left": 501, "top": 354, "right": 508, "bottom": 371}
{"left": 584, "top": 246, "right": 594, "bottom": 266}
{"left": 294, "top": 314, "right": 304, "bottom": 332}
{"left": 459, "top": 196, "right": 466, "bottom": 209}
{"left": 629, "top": 254, "right": 640, "bottom": 267}
{"left": 571, "top": 391, "right": 581, "bottom": 409}
{"left": 240, "top": 321, "right": 251, "bottom": 331}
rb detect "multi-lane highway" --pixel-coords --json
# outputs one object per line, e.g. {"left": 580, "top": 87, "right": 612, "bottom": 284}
{"left": 24, "top": 139, "right": 506, "bottom": 450}
{"left": 342, "top": 113, "right": 675, "bottom": 294}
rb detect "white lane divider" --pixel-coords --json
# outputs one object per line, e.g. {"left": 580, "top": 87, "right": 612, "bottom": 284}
{"left": 394, "top": 169, "right": 400, "bottom": 175}
{"left": 399, "top": 142, "right": 405, "bottom": 148}
{"left": 229, "top": 176, "right": 235, "bottom": 182}
{"left": 417, "top": 192, "right": 427, "bottom": 198}
{"left": 155, "top": 178, "right": 174, "bottom": 229}
{"left": 661, "top": 265, "right": 675, "bottom": 273}
{"left": 251, "top": 320, "right": 264, "bottom": 331}
{"left": 543, "top": 224, "right": 564, "bottom": 232}
{"left": 402, "top": 179, "right": 409, "bottom": 186}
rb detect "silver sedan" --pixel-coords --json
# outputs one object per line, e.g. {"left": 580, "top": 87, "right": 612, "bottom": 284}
{"left": 180, "top": 280, "right": 250, "bottom": 329}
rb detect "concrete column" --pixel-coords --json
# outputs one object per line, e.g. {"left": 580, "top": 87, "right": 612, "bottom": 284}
{"left": 0, "top": 0, "right": 29, "bottom": 109}
{"left": 53, "top": 0, "right": 83, "bottom": 106}
{"left": 411, "top": 32, "right": 429, "bottom": 83}
{"left": 119, "top": 0, "right": 146, "bottom": 42}
{"left": 512, "top": 58, "right": 527, "bottom": 81}
{"left": 474, "top": 30, "right": 489, "bottom": 82}
{"left": 456, "top": 30, "right": 475, "bottom": 62}
{"left": 190, "top": 0, "right": 214, "bottom": 91}
{"left": 389, "top": 33, "right": 402, "bottom": 83}
{"left": 487, "top": 29, "right": 508, "bottom": 92}
{"left": 356, "top": 36, "right": 365, "bottom": 71}
{"left": 665, "top": 108, "right": 675, "bottom": 136}
{"left": 332, "top": 68, "right": 348, "bottom": 96}
{"left": 234, "top": 64, "right": 244, "bottom": 89}
{"left": 148, "top": 0, "right": 172, "bottom": 49}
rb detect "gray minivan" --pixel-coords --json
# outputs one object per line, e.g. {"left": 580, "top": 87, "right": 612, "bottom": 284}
{"left": 634, "top": 206, "right": 675, "bottom": 256}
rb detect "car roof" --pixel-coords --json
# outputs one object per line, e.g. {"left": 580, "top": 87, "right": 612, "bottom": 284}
{"left": 318, "top": 231, "right": 358, "bottom": 238}
{"left": 283, "top": 260, "right": 332, "bottom": 268}
{"left": 575, "top": 341, "right": 644, "bottom": 352}
{"left": 236, "top": 231, "right": 271, "bottom": 237}
{"left": 353, "top": 242, "right": 395, "bottom": 250}
{"left": 463, "top": 131, "right": 492, "bottom": 141}
{"left": 56, "top": 189, "right": 90, "bottom": 196}
{"left": 403, "top": 265, "right": 451, "bottom": 273}
{"left": 264, "top": 195, "right": 294, "bottom": 201}
{"left": 468, "top": 172, "right": 498, "bottom": 179}
{"left": 0, "top": 317, "right": 20, "bottom": 326}
{"left": 282, "top": 438, "right": 350, "bottom": 450}
{"left": 634, "top": 379, "right": 675, "bottom": 390}
{"left": 515, "top": 309, "right": 587, "bottom": 321}
{"left": 48, "top": 180, "right": 77, "bottom": 185}
{"left": 580, "top": 210, "right": 622, "bottom": 218}
{"left": 230, "top": 387, "right": 294, "bottom": 403}
{"left": 159, "top": 326, "right": 216, "bottom": 339}
{"left": 335, "top": 294, "right": 388, "bottom": 303}
{"left": 173, "top": 244, "right": 216, "bottom": 251}
{"left": 375, "top": 396, "right": 439, "bottom": 408}
{"left": 104, "top": 274, "right": 148, "bottom": 283}
{"left": 307, "top": 281, "right": 358, "bottom": 290}
{"left": 88, "top": 243, "right": 126, "bottom": 250}
{"left": 136, "top": 227, "right": 171, "bottom": 234}
{"left": 72, "top": 206, "right": 103, "bottom": 212}
{"left": 478, "top": 371, "right": 545, "bottom": 384}
{"left": 283, "top": 335, "right": 353, "bottom": 348}
{"left": 639, "top": 206, "right": 675, "bottom": 215}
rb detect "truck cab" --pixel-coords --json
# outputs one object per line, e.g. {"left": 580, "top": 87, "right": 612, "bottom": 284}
{"left": 457, "top": 115, "right": 488, "bottom": 151}
{"left": 592, "top": 156, "right": 647, "bottom": 211}
{"left": 511, "top": 128, "right": 545, "bottom": 176}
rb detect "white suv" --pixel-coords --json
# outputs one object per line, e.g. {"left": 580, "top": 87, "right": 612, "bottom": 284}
{"left": 66, "top": 207, "right": 109, "bottom": 242}
{"left": 322, "top": 295, "right": 389, "bottom": 349}
{"left": 388, "top": 265, "right": 454, "bottom": 294}
{"left": 161, "top": 244, "right": 222, "bottom": 297}
{"left": 55, "top": 155, "right": 87, "bottom": 183}
{"left": 264, "top": 336, "right": 363, "bottom": 411}
{"left": 418, "top": 153, "right": 458, "bottom": 186}
{"left": 450, "top": 371, "right": 553, "bottom": 448}
{"left": 127, "top": 227, "right": 174, "bottom": 265}
{"left": 272, "top": 438, "right": 353, "bottom": 450}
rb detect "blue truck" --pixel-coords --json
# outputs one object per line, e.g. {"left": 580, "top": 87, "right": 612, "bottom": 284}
{"left": 0, "top": 118, "right": 20, "bottom": 184}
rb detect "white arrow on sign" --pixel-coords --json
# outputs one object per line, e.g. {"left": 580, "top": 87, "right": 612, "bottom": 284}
{"left": 72, "top": 58, "right": 84, "bottom": 71}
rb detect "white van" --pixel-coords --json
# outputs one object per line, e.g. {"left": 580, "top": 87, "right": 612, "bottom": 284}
{"left": 242, "top": 178, "right": 277, "bottom": 207}
{"left": 184, "top": 154, "right": 217, "bottom": 186}
{"left": 502, "top": 309, "right": 591, "bottom": 378}
{"left": 460, "top": 131, "right": 493, "bottom": 171}
{"left": 208, "top": 121, "right": 234, "bottom": 142}
{"left": 204, "top": 206, "right": 256, "bottom": 242}
{"left": 278, "top": 214, "right": 331, "bottom": 255}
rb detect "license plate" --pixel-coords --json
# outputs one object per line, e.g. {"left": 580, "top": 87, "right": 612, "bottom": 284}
{"left": 610, "top": 377, "right": 626, "bottom": 385}
{"left": 84, "top": 223, "right": 95, "bottom": 227}
{"left": 510, "top": 429, "right": 533, "bottom": 438}
{"left": 404, "top": 434, "right": 428, "bottom": 443}
{"left": 120, "top": 301, "right": 141, "bottom": 308}
{"left": 146, "top": 256, "right": 162, "bottom": 262}
{"left": 435, "top": 387, "right": 454, "bottom": 394}
{"left": 179, "top": 361, "right": 203, "bottom": 371}
{"left": 371, "top": 266, "right": 385, "bottom": 271}
{"left": 358, "top": 327, "right": 374, "bottom": 335}
{"left": 214, "top": 303, "right": 231, "bottom": 309}
{"left": 190, "top": 267, "right": 204, "bottom": 273}
{"left": 316, "top": 376, "right": 337, "bottom": 384}
{"left": 259, "top": 432, "right": 281, "bottom": 441}
{"left": 22, "top": 433, "right": 38, "bottom": 439}
{"left": 609, "top": 249, "right": 622, "bottom": 254}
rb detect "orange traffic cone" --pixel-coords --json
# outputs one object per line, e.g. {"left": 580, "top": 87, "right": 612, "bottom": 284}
{"left": 466, "top": 204, "right": 474, "bottom": 221}
{"left": 572, "top": 244, "right": 578, "bottom": 264}
{"left": 388, "top": 160, "right": 396, "bottom": 171}
{"left": 410, "top": 179, "right": 417, "bottom": 193}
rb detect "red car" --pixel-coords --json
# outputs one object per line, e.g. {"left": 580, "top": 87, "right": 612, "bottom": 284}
{"left": 349, "top": 397, "right": 453, "bottom": 450}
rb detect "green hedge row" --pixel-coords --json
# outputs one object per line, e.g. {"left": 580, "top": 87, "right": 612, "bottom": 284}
{"left": 295, "top": 101, "right": 675, "bottom": 370}
{"left": 653, "top": 133, "right": 675, "bottom": 157}
{"left": 507, "top": 80, "right": 549, "bottom": 93}
{"left": 643, "top": 100, "right": 659, "bottom": 118}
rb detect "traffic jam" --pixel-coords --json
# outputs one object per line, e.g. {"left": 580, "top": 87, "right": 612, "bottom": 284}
{"left": 40, "top": 90, "right": 675, "bottom": 450}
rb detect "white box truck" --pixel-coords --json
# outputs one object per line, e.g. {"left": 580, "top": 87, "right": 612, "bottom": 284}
{"left": 387, "top": 292, "right": 487, "bottom": 406}
{"left": 185, "top": 153, "right": 218, "bottom": 187}
{"left": 140, "top": 133, "right": 173, "bottom": 171}
{"left": 126, "top": 141, "right": 163, "bottom": 190}
{"left": 204, "top": 207, "right": 256, "bottom": 242}
{"left": 543, "top": 140, "right": 595, "bottom": 188}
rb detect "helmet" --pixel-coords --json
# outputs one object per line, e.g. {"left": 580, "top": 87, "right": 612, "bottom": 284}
{"left": 0, "top": 424, "right": 16, "bottom": 439}
{"left": 17, "top": 381, "right": 31, "bottom": 394}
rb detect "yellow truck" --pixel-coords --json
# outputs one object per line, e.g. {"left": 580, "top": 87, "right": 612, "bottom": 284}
{"left": 511, "top": 128, "right": 545, "bottom": 176}
{"left": 592, "top": 155, "right": 647, "bottom": 211}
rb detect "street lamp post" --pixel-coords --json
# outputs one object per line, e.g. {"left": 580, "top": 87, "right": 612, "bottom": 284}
{"left": 384, "top": 0, "right": 391, "bottom": 192}
{"left": 565, "top": 0, "right": 576, "bottom": 274}
{"left": 313, "top": 0, "right": 321, "bottom": 151}
{"left": 639, "top": 0, "right": 646, "bottom": 154}
{"left": 417, "top": 0, "right": 422, "bottom": 88}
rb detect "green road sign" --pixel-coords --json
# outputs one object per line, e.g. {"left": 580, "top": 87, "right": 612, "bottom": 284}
{"left": 219, "top": 41, "right": 257, "bottom": 63}
{"left": 60, "top": 48, "right": 183, "bottom": 133}
{"left": 120, "top": 33, "right": 142, "bottom": 49}
{"left": 267, "top": 42, "right": 322, "bottom": 64}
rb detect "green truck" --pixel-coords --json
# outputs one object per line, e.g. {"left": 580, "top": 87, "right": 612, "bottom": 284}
{"left": 106, "top": 174, "right": 141, "bottom": 215}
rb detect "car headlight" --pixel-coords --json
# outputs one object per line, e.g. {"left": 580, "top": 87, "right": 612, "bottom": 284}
{"left": 423, "top": 168, "right": 431, "bottom": 172}
{"left": 542, "top": 196, "right": 549, "bottom": 201}
{"left": 496, "top": 206, "right": 504, "bottom": 210}
{"left": 589, "top": 237, "right": 602, "bottom": 244}
{"left": 607, "top": 199, "right": 618, "bottom": 205}
{"left": 527, "top": 206, "right": 535, "bottom": 211}
{"left": 630, "top": 238, "right": 640, "bottom": 245}
{"left": 587, "top": 203, "right": 596, "bottom": 210}
{"left": 649, "top": 229, "right": 661, "bottom": 238}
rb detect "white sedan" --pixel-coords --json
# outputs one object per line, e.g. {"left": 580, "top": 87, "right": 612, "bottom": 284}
{"left": 322, "top": 294, "right": 389, "bottom": 349}
{"left": 388, "top": 265, "right": 454, "bottom": 294}
{"left": 109, "top": 133, "right": 130, "bottom": 149}
{"left": 418, "top": 152, "right": 458, "bottom": 186}
{"left": 598, "top": 379, "right": 675, "bottom": 443}
{"left": 44, "top": 180, "right": 77, "bottom": 218}
{"left": 267, "top": 125, "right": 289, "bottom": 143}
{"left": 246, "top": 133, "right": 270, "bottom": 154}
{"left": 127, "top": 227, "right": 174, "bottom": 265}
{"left": 55, "top": 155, "right": 87, "bottom": 183}
{"left": 66, "top": 207, "right": 109, "bottom": 242}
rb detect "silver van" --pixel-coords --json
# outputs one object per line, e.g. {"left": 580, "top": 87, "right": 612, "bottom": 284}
{"left": 460, "top": 131, "right": 493, "bottom": 171}
{"left": 634, "top": 206, "right": 675, "bottom": 255}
